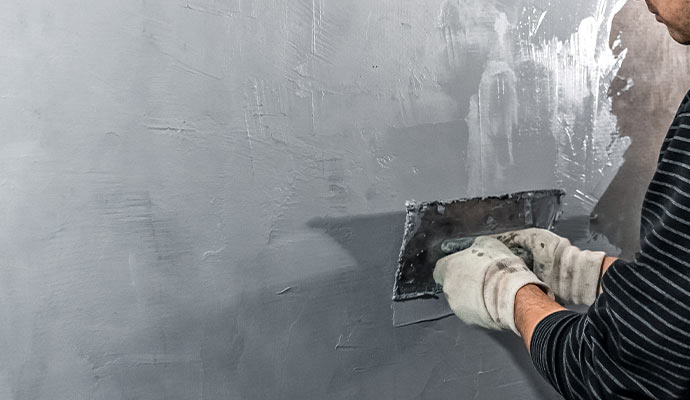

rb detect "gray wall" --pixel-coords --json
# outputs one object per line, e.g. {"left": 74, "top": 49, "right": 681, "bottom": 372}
{"left": 0, "top": 0, "right": 685, "bottom": 399}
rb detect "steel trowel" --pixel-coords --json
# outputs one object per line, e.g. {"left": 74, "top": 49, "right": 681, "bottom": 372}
{"left": 392, "top": 189, "right": 565, "bottom": 327}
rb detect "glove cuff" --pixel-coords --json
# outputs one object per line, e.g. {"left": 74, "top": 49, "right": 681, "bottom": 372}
{"left": 484, "top": 258, "right": 554, "bottom": 336}
{"left": 560, "top": 247, "right": 605, "bottom": 305}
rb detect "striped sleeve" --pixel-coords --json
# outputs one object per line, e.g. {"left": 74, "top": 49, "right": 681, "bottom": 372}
{"left": 530, "top": 90, "right": 690, "bottom": 399}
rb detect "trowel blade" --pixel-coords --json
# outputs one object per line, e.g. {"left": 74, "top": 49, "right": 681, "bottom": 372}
{"left": 392, "top": 296, "right": 454, "bottom": 327}
{"left": 392, "top": 189, "right": 565, "bottom": 327}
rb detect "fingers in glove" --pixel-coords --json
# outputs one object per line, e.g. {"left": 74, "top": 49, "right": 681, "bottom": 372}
{"left": 433, "top": 254, "right": 450, "bottom": 285}
{"left": 494, "top": 228, "right": 540, "bottom": 248}
{"left": 496, "top": 228, "right": 565, "bottom": 255}
{"left": 434, "top": 237, "right": 514, "bottom": 285}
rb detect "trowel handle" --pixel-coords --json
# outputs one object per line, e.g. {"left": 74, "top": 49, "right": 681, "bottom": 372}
{"left": 440, "top": 237, "right": 534, "bottom": 267}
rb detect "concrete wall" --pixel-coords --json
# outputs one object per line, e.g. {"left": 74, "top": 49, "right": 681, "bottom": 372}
{"left": 0, "top": 0, "right": 686, "bottom": 399}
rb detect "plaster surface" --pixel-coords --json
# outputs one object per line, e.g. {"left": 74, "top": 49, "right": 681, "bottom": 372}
{"left": 0, "top": 0, "right": 663, "bottom": 398}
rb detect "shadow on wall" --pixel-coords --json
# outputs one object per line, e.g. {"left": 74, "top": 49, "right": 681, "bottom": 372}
{"left": 207, "top": 212, "right": 561, "bottom": 399}
{"left": 593, "top": 0, "right": 690, "bottom": 259}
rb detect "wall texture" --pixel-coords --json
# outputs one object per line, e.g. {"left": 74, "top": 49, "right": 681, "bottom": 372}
{"left": 0, "top": 0, "right": 685, "bottom": 399}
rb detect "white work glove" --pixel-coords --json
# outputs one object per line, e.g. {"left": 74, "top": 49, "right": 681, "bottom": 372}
{"left": 495, "top": 228, "right": 605, "bottom": 305}
{"left": 433, "top": 236, "right": 553, "bottom": 335}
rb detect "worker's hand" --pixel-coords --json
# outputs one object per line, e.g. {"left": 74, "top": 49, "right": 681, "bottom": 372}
{"left": 433, "top": 236, "right": 553, "bottom": 335}
{"left": 494, "top": 228, "right": 605, "bottom": 305}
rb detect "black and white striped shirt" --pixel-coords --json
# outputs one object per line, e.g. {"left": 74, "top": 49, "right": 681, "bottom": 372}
{"left": 531, "top": 91, "right": 690, "bottom": 399}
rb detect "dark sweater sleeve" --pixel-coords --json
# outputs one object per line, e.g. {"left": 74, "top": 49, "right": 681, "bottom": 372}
{"left": 529, "top": 91, "right": 690, "bottom": 400}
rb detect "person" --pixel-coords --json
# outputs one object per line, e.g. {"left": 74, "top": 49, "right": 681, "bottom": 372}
{"left": 433, "top": 1, "right": 690, "bottom": 398}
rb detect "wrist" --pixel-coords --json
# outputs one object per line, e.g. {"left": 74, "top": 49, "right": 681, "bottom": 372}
{"left": 598, "top": 256, "right": 618, "bottom": 295}
{"left": 514, "top": 284, "right": 565, "bottom": 352}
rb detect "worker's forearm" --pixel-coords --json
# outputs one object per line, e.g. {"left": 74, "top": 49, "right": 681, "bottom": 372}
{"left": 602, "top": 256, "right": 617, "bottom": 275}
{"left": 514, "top": 284, "right": 566, "bottom": 352}
{"left": 599, "top": 256, "right": 617, "bottom": 295}
{"left": 516, "top": 256, "right": 616, "bottom": 351}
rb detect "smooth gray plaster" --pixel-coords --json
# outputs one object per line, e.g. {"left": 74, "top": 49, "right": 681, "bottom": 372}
{"left": 0, "top": 0, "right": 670, "bottom": 399}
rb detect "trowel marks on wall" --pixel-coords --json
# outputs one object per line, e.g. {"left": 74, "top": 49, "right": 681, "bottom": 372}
{"left": 439, "top": 0, "right": 631, "bottom": 225}
{"left": 0, "top": 0, "right": 632, "bottom": 398}
{"left": 389, "top": 0, "right": 630, "bottom": 326}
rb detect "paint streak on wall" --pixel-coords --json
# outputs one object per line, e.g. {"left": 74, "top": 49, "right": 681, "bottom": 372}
{"left": 0, "top": 0, "right": 631, "bottom": 399}
{"left": 443, "top": 0, "right": 631, "bottom": 223}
